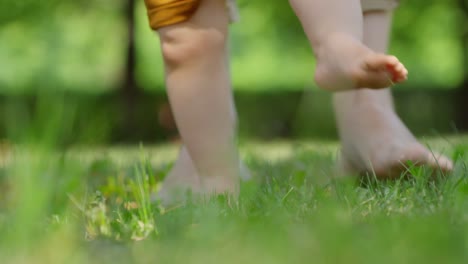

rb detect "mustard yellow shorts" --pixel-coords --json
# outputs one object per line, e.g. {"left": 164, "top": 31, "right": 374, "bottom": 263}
{"left": 144, "top": 0, "right": 238, "bottom": 30}
{"left": 144, "top": 0, "right": 399, "bottom": 30}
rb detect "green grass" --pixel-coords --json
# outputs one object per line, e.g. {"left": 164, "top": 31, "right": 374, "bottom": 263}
{"left": 0, "top": 138, "right": 467, "bottom": 264}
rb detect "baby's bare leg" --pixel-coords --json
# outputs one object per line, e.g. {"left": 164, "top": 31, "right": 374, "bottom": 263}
{"left": 157, "top": 0, "right": 241, "bottom": 202}
{"left": 289, "top": 0, "right": 407, "bottom": 91}
{"left": 334, "top": 11, "right": 453, "bottom": 178}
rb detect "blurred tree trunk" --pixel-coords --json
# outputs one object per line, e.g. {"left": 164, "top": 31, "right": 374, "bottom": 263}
{"left": 456, "top": 0, "right": 468, "bottom": 130}
{"left": 120, "top": 0, "right": 139, "bottom": 140}
{"left": 460, "top": 0, "right": 468, "bottom": 76}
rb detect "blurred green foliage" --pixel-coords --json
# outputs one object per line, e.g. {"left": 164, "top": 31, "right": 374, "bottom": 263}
{"left": 0, "top": 0, "right": 466, "bottom": 93}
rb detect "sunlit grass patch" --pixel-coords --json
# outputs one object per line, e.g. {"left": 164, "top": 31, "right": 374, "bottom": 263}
{"left": 0, "top": 138, "right": 466, "bottom": 263}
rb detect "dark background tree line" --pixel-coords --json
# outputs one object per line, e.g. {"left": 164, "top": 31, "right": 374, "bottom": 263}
{"left": 0, "top": 0, "right": 467, "bottom": 143}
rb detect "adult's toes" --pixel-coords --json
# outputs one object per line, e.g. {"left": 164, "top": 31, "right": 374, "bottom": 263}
{"left": 426, "top": 152, "right": 454, "bottom": 173}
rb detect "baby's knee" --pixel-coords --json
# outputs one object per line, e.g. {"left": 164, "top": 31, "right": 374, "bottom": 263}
{"left": 159, "top": 27, "right": 227, "bottom": 66}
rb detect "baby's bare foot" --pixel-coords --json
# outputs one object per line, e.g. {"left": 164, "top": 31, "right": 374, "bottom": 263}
{"left": 315, "top": 34, "right": 408, "bottom": 91}
{"left": 157, "top": 147, "right": 249, "bottom": 206}
{"left": 157, "top": 147, "right": 203, "bottom": 206}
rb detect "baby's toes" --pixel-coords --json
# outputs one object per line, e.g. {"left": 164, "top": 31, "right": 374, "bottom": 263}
{"left": 385, "top": 55, "right": 400, "bottom": 67}
{"left": 364, "top": 54, "right": 394, "bottom": 71}
{"left": 386, "top": 61, "right": 408, "bottom": 83}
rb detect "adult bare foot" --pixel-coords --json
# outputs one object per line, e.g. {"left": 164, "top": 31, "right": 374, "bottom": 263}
{"left": 315, "top": 33, "right": 408, "bottom": 91}
{"left": 336, "top": 103, "right": 453, "bottom": 179}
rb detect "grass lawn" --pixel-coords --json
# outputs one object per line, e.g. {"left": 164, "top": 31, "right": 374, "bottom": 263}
{"left": 0, "top": 136, "right": 467, "bottom": 263}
